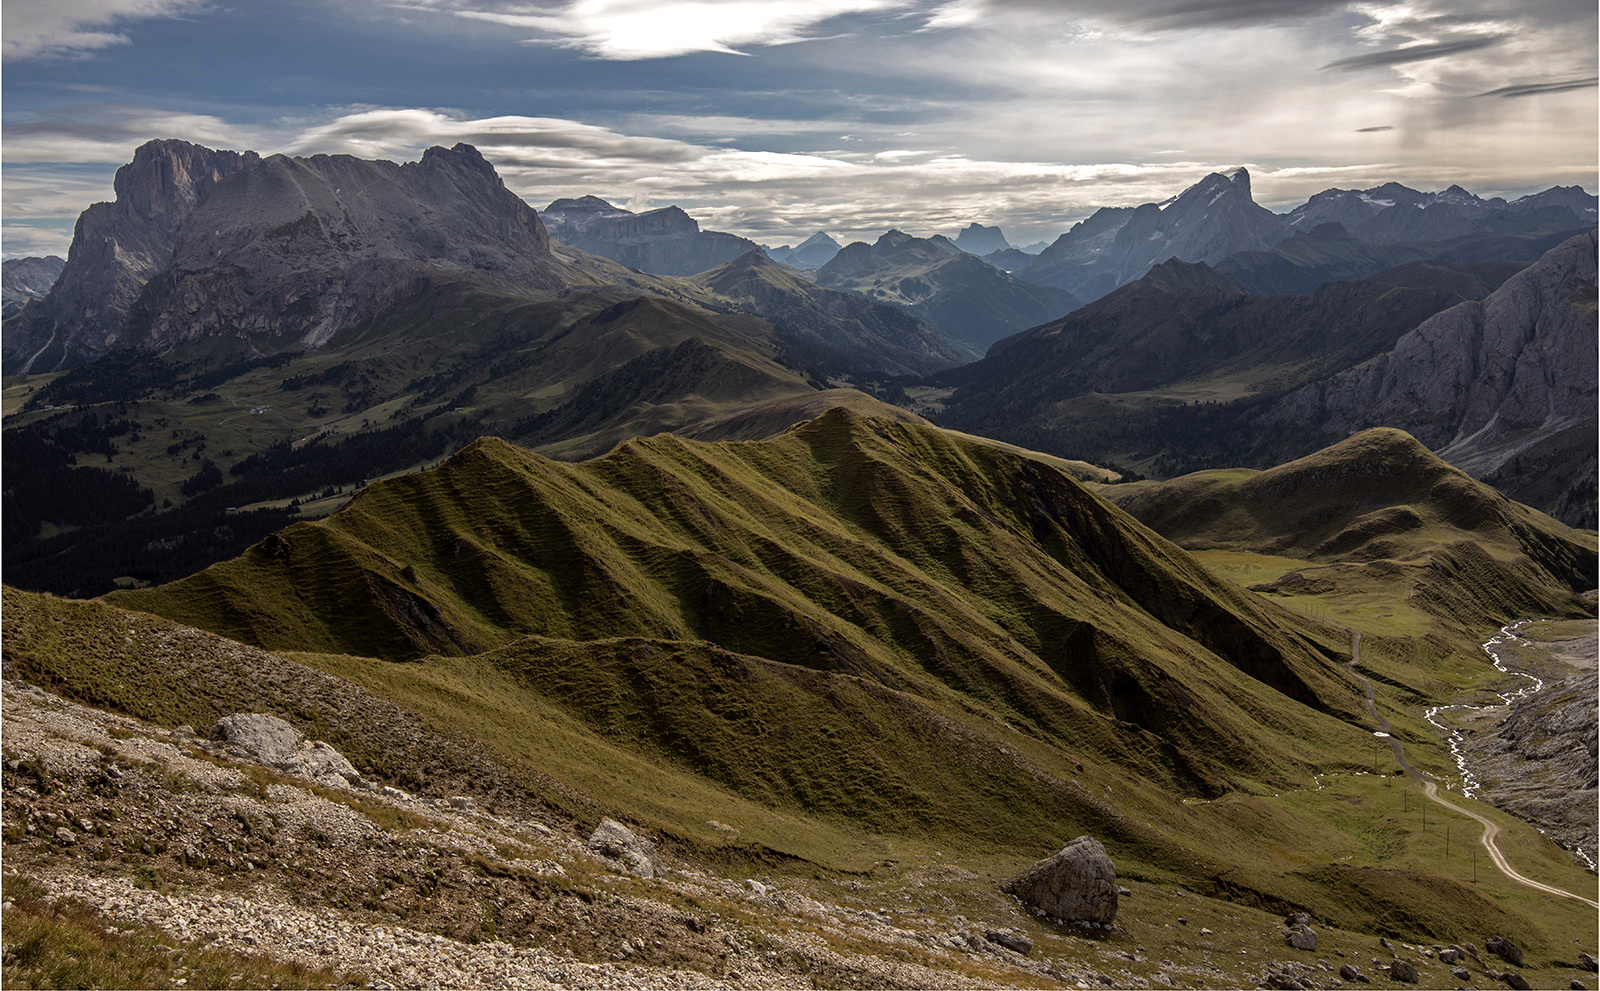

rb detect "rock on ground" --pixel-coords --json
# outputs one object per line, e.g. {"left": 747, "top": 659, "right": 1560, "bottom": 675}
{"left": 1001, "top": 835, "right": 1118, "bottom": 925}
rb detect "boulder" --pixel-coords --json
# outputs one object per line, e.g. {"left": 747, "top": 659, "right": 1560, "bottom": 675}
{"left": 1487, "top": 936, "right": 1525, "bottom": 967}
{"left": 587, "top": 818, "right": 660, "bottom": 878}
{"left": 1284, "top": 912, "right": 1314, "bottom": 928}
{"left": 1502, "top": 971, "right": 1531, "bottom": 991}
{"left": 984, "top": 929, "right": 1034, "bottom": 956}
{"left": 1439, "top": 947, "right": 1463, "bottom": 964}
{"left": 1581, "top": 952, "right": 1599, "bottom": 972}
{"left": 1286, "top": 927, "right": 1318, "bottom": 951}
{"left": 1452, "top": 968, "right": 1472, "bottom": 982}
{"left": 1389, "top": 958, "right": 1419, "bottom": 984}
{"left": 1339, "top": 963, "right": 1369, "bottom": 983}
{"left": 209, "top": 713, "right": 369, "bottom": 790}
{"left": 1001, "top": 835, "right": 1118, "bottom": 924}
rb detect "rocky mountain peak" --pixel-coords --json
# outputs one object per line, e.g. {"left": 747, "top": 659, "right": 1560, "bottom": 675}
{"left": 111, "top": 138, "right": 261, "bottom": 225}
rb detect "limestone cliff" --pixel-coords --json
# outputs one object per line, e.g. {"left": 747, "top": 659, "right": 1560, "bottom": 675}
{"left": 1266, "top": 232, "right": 1598, "bottom": 527}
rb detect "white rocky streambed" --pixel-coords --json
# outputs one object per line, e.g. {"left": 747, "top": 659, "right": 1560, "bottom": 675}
{"left": 1424, "top": 622, "right": 1598, "bottom": 871}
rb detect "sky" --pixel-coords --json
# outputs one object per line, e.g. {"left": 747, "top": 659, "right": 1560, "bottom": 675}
{"left": 2, "top": 0, "right": 1596, "bottom": 258}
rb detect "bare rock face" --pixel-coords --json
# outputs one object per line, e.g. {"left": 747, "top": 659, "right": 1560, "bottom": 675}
{"left": 1000, "top": 835, "right": 1119, "bottom": 925}
{"left": 586, "top": 818, "right": 660, "bottom": 878}
{"left": 130, "top": 143, "right": 563, "bottom": 351}
{"left": 3, "top": 140, "right": 571, "bottom": 372}
{"left": 1266, "top": 231, "right": 1598, "bottom": 527}
{"left": 3, "top": 140, "right": 258, "bottom": 372}
{"left": 542, "top": 196, "right": 760, "bottom": 276}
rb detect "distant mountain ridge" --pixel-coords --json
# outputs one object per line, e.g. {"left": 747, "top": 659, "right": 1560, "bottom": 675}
{"left": 1264, "top": 230, "right": 1599, "bottom": 527}
{"left": 764, "top": 231, "right": 841, "bottom": 269}
{"left": 1, "top": 255, "right": 65, "bottom": 318}
{"left": 1018, "top": 167, "right": 1288, "bottom": 302}
{"left": 541, "top": 195, "right": 762, "bottom": 276}
{"left": 816, "top": 229, "right": 1081, "bottom": 353}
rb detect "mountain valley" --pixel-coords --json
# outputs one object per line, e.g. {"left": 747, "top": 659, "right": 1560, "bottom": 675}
{"left": 2, "top": 137, "right": 1596, "bottom": 991}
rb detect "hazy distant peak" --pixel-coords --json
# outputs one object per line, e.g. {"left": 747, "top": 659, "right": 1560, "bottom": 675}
{"left": 794, "top": 231, "right": 839, "bottom": 250}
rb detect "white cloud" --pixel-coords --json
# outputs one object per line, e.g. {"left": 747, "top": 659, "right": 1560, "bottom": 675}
{"left": 1, "top": 105, "right": 258, "bottom": 163}
{"left": 407, "top": 0, "right": 906, "bottom": 59}
{"left": 0, "top": 223, "right": 77, "bottom": 259}
{"left": 2, "top": 0, "right": 208, "bottom": 59}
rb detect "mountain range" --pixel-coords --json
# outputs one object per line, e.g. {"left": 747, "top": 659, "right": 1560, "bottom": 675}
{"left": 3, "top": 135, "right": 1598, "bottom": 989}
{"left": 815, "top": 229, "right": 1083, "bottom": 353}
{"left": 540, "top": 195, "right": 762, "bottom": 276}
{"left": 936, "top": 231, "right": 1598, "bottom": 528}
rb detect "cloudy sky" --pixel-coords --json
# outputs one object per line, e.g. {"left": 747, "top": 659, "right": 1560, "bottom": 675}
{"left": 3, "top": 0, "right": 1595, "bottom": 257}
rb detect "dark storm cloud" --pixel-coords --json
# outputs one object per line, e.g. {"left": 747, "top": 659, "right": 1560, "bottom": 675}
{"left": 1320, "top": 35, "right": 1506, "bottom": 72}
{"left": 1475, "top": 77, "right": 1599, "bottom": 99}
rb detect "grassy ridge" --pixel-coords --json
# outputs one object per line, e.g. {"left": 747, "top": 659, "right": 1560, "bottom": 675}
{"left": 62, "top": 411, "right": 1594, "bottom": 952}
{"left": 1107, "top": 428, "right": 1595, "bottom": 645}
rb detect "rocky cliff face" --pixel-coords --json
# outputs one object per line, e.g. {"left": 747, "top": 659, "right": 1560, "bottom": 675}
{"left": 1, "top": 255, "right": 65, "bottom": 317}
{"left": 541, "top": 196, "right": 761, "bottom": 276}
{"left": 3, "top": 140, "right": 259, "bottom": 372}
{"left": 1266, "top": 231, "right": 1598, "bottom": 527}
{"left": 1020, "top": 168, "right": 1287, "bottom": 301}
{"left": 3, "top": 141, "right": 568, "bottom": 370}
{"left": 128, "top": 143, "right": 562, "bottom": 350}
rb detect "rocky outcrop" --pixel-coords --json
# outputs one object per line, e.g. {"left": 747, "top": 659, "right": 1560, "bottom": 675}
{"left": 542, "top": 196, "right": 760, "bottom": 276}
{"left": 1020, "top": 168, "right": 1288, "bottom": 301}
{"left": 208, "top": 712, "right": 371, "bottom": 791}
{"left": 1487, "top": 936, "right": 1525, "bottom": 967}
{"left": 1000, "top": 835, "right": 1119, "bottom": 925}
{"left": 129, "top": 143, "right": 564, "bottom": 351}
{"left": 1266, "top": 231, "right": 1598, "bottom": 527}
{"left": 3, "top": 141, "right": 571, "bottom": 372}
{"left": 3, "top": 140, "right": 258, "bottom": 372}
{"left": 1, "top": 255, "right": 66, "bottom": 317}
{"left": 586, "top": 818, "right": 660, "bottom": 878}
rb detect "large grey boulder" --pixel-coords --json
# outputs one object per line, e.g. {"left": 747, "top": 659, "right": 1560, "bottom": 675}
{"left": 587, "top": 818, "right": 660, "bottom": 878}
{"left": 1286, "top": 926, "right": 1318, "bottom": 951}
{"left": 1001, "top": 835, "right": 1119, "bottom": 925}
{"left": 1389, "top": 958, "right": 1419, "bottom": 984}
{"left": 208, "top": 713, "right": 369, "bottom": 791}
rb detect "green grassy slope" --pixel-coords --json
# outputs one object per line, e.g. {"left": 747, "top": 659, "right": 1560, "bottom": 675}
{"left": 1106, "top": 428, "right": 1595, "bottom": 643}
{"left": 111, "top": 409, "right": 1383, "bottom": 804}
{"left": 11, "top": 412, "right": 1595, "bottom": 953}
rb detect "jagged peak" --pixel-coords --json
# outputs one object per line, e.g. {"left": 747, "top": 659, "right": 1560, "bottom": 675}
{"left": 1142, "top": 257, "right": 1243, "bottom": 295}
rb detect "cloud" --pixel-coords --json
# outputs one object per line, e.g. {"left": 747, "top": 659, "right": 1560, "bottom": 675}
{"left": 1355, "top": 125, "right": 1393, "bottom": 131}
{"left": 1, "top": 104, "right": 255, "bottom": 163}
{"left": 0, "top": 222, "right": 78, "bottom": 259}
{"left": 3, "top": 0, "right": 208, "bottom": 59}
{"left": 924, "top": 0, "right": 1353, "bottom": 33}
{"left": 1475, "top": 77, "right": 1599, "bottom": 99}
{"left": 1320, "top": 35, "right": 1507, "bottom": 72}
{"left": 399, "top": 0, "right": 905, "bottom": 59}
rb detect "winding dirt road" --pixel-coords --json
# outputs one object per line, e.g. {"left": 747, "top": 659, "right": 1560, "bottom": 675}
{"left": 1343, "top": 628, "right": 1598, "bottom": 910}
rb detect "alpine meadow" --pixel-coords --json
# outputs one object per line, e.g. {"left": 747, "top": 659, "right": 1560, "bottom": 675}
{"left": 2, "top": 2, "right": 1596, "bottom": 988}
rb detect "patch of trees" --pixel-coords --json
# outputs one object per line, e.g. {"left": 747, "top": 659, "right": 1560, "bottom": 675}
{"left": 2, "top": 413, "right": 156, "bottom": 545}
